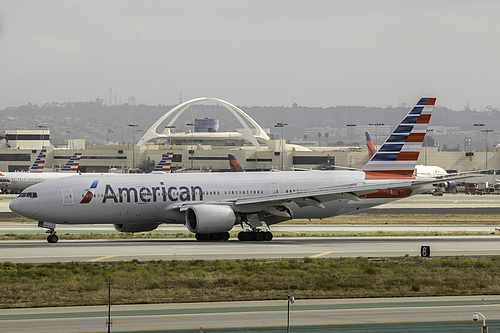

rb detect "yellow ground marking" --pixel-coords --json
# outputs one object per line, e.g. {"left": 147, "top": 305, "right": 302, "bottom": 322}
{"left": 309, "top": 252, "right": 332, "bottom": 258}
{"left": 87, "top": 255, "right": 116, "bottom": 262}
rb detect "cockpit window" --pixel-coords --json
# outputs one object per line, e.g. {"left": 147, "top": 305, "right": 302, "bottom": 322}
{"left": 19, "top": 192, "right": 37, "bottom": 198}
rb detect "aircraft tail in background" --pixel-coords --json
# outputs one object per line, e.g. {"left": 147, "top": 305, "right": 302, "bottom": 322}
{"left": 29, "top": 150, "right": 47, "bottom": 173}
{"left": 365, "top": 132, "right": 376, "bottom": 159}
{"left": 363, "top": 97, "right": 436, "bottom": 176}
{"left": 152, "top": 153, "right": 174, "bottom": 173}
{"left": 228, "top": 154, "right": 244, "bottom": 172}
{"left": 60, "top": 153, "right": 82, "bottom": 173}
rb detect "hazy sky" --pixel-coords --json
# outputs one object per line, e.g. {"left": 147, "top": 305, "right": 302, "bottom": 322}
{"left": 1, "top": 1, "right": 500, "bottom": 110}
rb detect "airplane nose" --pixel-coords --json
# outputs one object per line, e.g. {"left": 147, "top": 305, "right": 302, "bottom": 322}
{"left": 9, "top": 199, "right": 20, "bottom": 214}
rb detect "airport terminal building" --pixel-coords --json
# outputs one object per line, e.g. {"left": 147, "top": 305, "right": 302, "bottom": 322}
{"left": 0, "top": 98, "right": 498, "bottom": 186}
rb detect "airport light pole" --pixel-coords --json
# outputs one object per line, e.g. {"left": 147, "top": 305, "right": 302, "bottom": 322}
{"left": 472, "top": 312, "right": 487, "bottom": 332}
{"left": 474, "top": 123, "right": 485, "bottom": 152}
{"left": 369, "top": 123, "right": 384, "bottom": 150}
{"left": 128, "top": 123, "right": 138, "bottom": 171}
{"left": 274, "top": 122, "right": 288, "bottom": 170}
{"left": 425, "top": 129, "right": 433, "bottom": 165}
{"left": 187, "top": 123, "right": 197, "bottom": 170}
{"left": 481, "top": 129, "right": 494, "bottom": 170}
{"left": 346, "top": 123, "right": 356, "bottom": 148}
{"left": 287, "top": 287, "right": 295, "bottom": 333}
{"left": 38, "top": 125, "right": 48, "bottom": 149}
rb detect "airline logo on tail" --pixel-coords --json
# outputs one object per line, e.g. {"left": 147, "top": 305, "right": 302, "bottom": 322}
{"left": 29, "top": 150, "right": 47, "bottom": 173}
{"left": 365, "top": 132, "right": 375, "bottom": 159}
{"left": 153, "top": 153, "right": 174, "bottom": 172}
{"left": 60, "top": 153, "right": 82, "bottom": 173}
{"left": 228, "top": 154, "right": 244, "bottom": 172}
{"left": 80, "top": 180, "right": 99, "bottom": 204}
{"left": 363, "top": 97, "right": 436, "bottom": 177}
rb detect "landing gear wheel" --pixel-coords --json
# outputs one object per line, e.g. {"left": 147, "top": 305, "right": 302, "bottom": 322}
{"left": 195, "top": 232, "right": 231, "bottom": 242}
{"left": 264, "top": 231, "right": 273, "bottom": 241}
{"left": 47, "top": 234, "right": 58, "bottom": 243}
{"left": 238, "top": 231, "right": 253, "bottom": 241}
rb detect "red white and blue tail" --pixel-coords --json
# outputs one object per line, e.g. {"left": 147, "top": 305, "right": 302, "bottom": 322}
{"left": 29, "top": 149, "right": 47, "bottom": 173}
{"left": 153, "top": 153, "right": 173, "bottom": 173}
{"left": 365, "top": 132, "right": 376, "bottom": 159}
{"left": 363, "top": 97, "right": 435, "bottom": 176}
{"left": 229, "top": 154, "right": 245, "bottom": 172}
{"left": 60, "top": 153, "right": 82, "bottom": 173}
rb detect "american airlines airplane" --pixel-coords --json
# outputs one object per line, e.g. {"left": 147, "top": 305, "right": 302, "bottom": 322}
{"left": 366, "top": 131, "right": 455, "bottom": 192}
{"left": 0, "top": 152, "right": 82, "bottom": 192}
{"left": 0, "top": 152, "right": 172, "bottom": 192}
{"left": 11, "top": 98, "right": 455, "bottom": 243}
{"left": 29, "top": 149, "right": 48, "bottom": 173}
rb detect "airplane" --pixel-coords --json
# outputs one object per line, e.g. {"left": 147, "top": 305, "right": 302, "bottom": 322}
{"left": 59, "top": 152, "right": 82, "bottom": 173}
{"left": 365, "top": 131, "right": 455, "bottom": 192}
{"left": 28, "top": 150, "right": 48, "bottom": 173}
{"left": 0, "top": 152, "right": 84, "bottom": 192}
{"left": 151, "top": 153, "right": 174, "bottom": 173}
{"left": 0, "top": 152, "right": 173, "bottom": 192}
{"left": 12, "top": 97, "right": 460, "bottom": 244}
{"left": 228, "top": 154, "right": 244, "bottom": 172}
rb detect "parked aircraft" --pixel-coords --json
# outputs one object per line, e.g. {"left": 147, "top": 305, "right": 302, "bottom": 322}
{"left": 0, "top": 152, "right": 82, "bottom": 192}
{"left": 0, "top": 152, "right": 172, "bottom": 192}
{"left": 151, "top": 153, "right": 174, "bottom": 173}
{"left": 228, "top": 154, "right": 244, "bottom": 172}
{"left": 29, "top": 150, "right": 47, "bottom": 173}
{"left": 365, "top": 131, "right": 455, "bottom": 192}
{"left": 12, "top": 98, "right": 458, "bottom": 243}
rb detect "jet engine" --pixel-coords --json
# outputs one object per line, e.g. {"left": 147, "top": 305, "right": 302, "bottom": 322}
{"left": 185, "top": 205, "right": 239, "bottom": 234}
{"left": 113, "top": 223, "right": 160, "bottom": 233}
{"left": 444, "top": 181, "right": 457, "bottom": 193}
{"left": 436, "top": 181, "right": 457, "bottom": 193}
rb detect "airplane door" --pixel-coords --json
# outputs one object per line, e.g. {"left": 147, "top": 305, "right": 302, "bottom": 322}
{"left": 62, "top": 189, "right": 73, "bottom": 206}
{"left": 270, "top": 183, "right": 280, "bottom": 194}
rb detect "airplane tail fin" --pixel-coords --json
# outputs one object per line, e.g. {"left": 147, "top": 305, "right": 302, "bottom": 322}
{"left": 60, "top": 153, "right": 82, "bottom": 173}
{"left": 29, "top": 149, "right": 47, "bottom": 173}
{"left": 153, "top": 153, "right": 173, "bottom": 172}
{"left": 365, "top": 132, "right": 376, "bottom": 159}
{"left": 229, "top": 154, "right": 245, "bottom": 172}
{"left": 363, "top": 97, "right": 436, "bottom": 177}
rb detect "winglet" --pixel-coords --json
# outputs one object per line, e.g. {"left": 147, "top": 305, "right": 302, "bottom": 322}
{"left": 363, "top": 97, "right": 436, "bottom": 177}
{"left": 229, "top": 154, "right": 244, "bottom": 172}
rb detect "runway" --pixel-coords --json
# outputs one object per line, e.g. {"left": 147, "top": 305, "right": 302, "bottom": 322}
{"left": 2, "top": 236, "right": 500, "bottom": 263}
{"left": 1, "top": 296, "right": 500, "bottom": 332}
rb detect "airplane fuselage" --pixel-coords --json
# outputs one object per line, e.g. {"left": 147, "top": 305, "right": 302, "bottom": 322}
{"left": 9, "top": 171, "right": 432, "bottom": 226}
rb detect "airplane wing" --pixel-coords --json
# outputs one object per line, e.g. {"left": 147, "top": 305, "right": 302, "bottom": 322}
{"left": 173, "top": 179, "right": 415, "bottom": 214}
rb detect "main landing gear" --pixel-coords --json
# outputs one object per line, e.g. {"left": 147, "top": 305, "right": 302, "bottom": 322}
{"left": 237, "top": 230, "right": 273, "bottom": 241}
{"left": 195, "top": 232, "right": 230, "bottom": 242}
{"left": 38, "top": 221, "right": 58, "bottom": 243}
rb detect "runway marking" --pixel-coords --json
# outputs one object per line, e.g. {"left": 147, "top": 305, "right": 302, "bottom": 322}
{"left": 310, "top": 252, "right": 332, "bottom": 258}
{"left": 87, "top": 255, "right": 116, "bottom": 262}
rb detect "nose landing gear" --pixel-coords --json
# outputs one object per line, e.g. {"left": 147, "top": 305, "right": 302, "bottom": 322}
{"left": 38, "top": 221, "right": 58, "bottom": 243}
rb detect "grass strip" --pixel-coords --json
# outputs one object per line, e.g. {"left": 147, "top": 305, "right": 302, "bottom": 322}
{"left": 1, "top": 257, "right": 500, "bottom": 309}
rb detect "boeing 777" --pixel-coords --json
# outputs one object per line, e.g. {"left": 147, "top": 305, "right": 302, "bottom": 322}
{"left": 12, "top": 98, "right": 455, "bottom": 243}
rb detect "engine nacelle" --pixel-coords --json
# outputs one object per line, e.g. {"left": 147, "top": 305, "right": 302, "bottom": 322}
{"left": 113, "top": 223, "right": 160, "bottom": 233}
{"left": 444, "top": 181, "right": 457, "bottom": 193}
{"left": 185, "top": 205, "right": 239, "bottom": 234}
